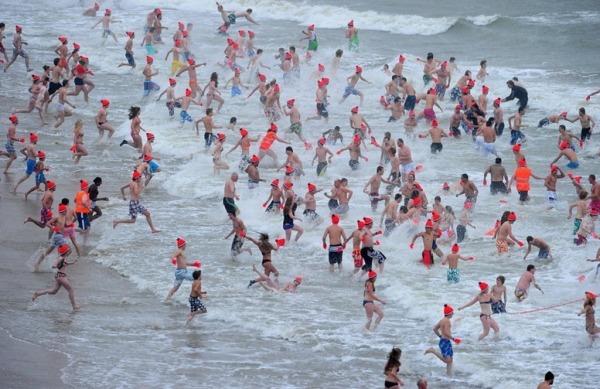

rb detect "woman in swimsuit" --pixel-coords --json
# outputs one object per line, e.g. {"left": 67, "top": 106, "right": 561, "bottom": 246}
{"left": 579, "top": 291, "right": 600, "bottom": 339}
{"left": 458, "top": 281, "right": 499, "bottom": 340}
{"left": 246, "top": 233, "right": 279, "bottom": 279}
{"left": 72, "top": 119, "right": 88, "bottom": 164}
{"left": 383, "top": 347, "right": 403, "bottom": 388}
{"left": 363, "top": 270, "right": 385, "bottom": 331}
{"left": 32, "top": 244, "right": 79, "bottom": 311}
{"left": 202, "top": 72, "right": 224, "bottom": 113}
{"left": 282, "top": 196, "right": 303, "bottom": 242}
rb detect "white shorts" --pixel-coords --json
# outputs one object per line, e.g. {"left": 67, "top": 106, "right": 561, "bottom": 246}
{"left": 547, "top": 191, "right": 557, "bottom": 203}
{"left": 401, "top": 162, "right": 415, "bottom": 174}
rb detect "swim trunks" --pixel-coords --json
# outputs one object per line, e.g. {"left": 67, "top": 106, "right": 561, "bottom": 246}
{"left": 450, "top": 87, "right": 461, "bottom": 102}
{"left": 126, "top": 52, "right": 135, "bottom": 66}
{"left": 303, "top": 209, "right": 320, "bottom": 223}
{"left": 447, "top": 268, "right": 460, "bottom": 283}
{"left": 231, "top": 85, "right": 242, "bottom": 97}
{"left": 289, "top": 122, "right": 302, "bottom": 135}
{"left": 538, "top": 248, "right": 549, "bottom": 259}
{"left": 491, "top": 300, "right": 506, "bottom": 314}
{"left": 25, "top": 158, "right": 36, "bottom": 175}
{"left": 566, "top": 160, "right": 579, "bottom": 169}
{"left": 423, "top": 107, "right": 436, "bottom": 120}
{"left": 222, "top": 197, "right": 238, "bottom": 215}
{"left": 189, "top": 296, "right": 207, "bottom": 313}
{"left": 231, "top": 234, "right": 244, "bottom": 255}
{"left": 328, "top": 244, "right": 343, "bottom": 265}
{"left": 316, "top": 161, "right": 328, "bottom": 176}
{"left": 328, "top": 199, "right": 339, "bottom": 211}
{"left": 353, "top": 248, "right": 363, "bottom": 268}
{"left": 349, "top": 159, "right": 359, "bottom": 170}
{"left": 128, "top": 200, "right": 147, "bottom": 218}
{"left": 496, "top": 239, "right": 509, "bottom": 253}
{"left": 180, "top": 110, "right": 193, "bottom": 123}
{"left": 343, "top": 85, "right": 359, "bottom": 98}
{"left": 490, "top": 181, "right": 507, "bottom": 195}
{"left": 439, "top": 338, "right": 453, "bottom": 358}
{"left": 40, "top": 207, "right": 52, "bottom": 224}
{"left": 430, "top": 142, "right": 443, "bottom": 153}
{"left": 581, "top": 127, "right": 591, "bottom": 141}
{"left": 422, "top": 249, "right": 434, "bottom": 267}
{"left": 404, "top": 95, "right": 416, "bottom": 111}
{"left": 173, "top": 268, "right": 193, "bottom": 288}
{"left": 316, "top": 102, "right": 329, "bottom": 118}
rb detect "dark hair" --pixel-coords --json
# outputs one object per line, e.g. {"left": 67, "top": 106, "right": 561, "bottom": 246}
{"left": 518, "top": 107, "right": 525, "bottom": 114}
{"left": 192, "top": 270, "right": 201, "bottom": 279}
{"left": 449, "top": 56, "right": 455, "bottom": 61}
{"left": 0, "top": 23, "right": 5, "bottom": 29}
{"left": 392, "top": 75, "right": 398, "bottom": 81}
{"left": 497, "top": 275, "right": 505, "bottom": 284}
{"left": 383, "top": 347, "right": 401, "bottom": 374}
{"left": 206, "top": 108, "right": 213, "bottom": 115}
{"left": 579, "top": 191, "right": 588, "bottom": 200}
{"left": 495, "top": 157, "right": 502, "bottom": 164}
{"left": 461, "top": 173, "right": 468, "bottom": 180}
{"left": 401, "top": 77, "right": 407, "bottom": 82}
{"left": 544, "top": 371, "right": 554, "bottom": 383}
{"left": 230, "top": 117, "right": 237, "bottom": 124}
{"left": 411, "top": 190, "right": 419, "bottom": 199}
{"left": 526, "top": 236, "right": 533, "bottom": 242}
{"left": 246, "top": 8, "right": 252, "bottom": 13}
{"left": 480, "top": 59, "right": 487, "bottom": 66}
{"left": 527, "top": 264, "right": 535, "bottom": 271}
{"left": 61, "top": 198, "right": 69, "bottom": 205}
{"left": 259, "top": 233, "right": 269, "bottom": 241}
{"left": 434, "top": 196, "right": 441, "bottom": 201}
{"left": 53, "top": 58, "right": 60, "bottom": 65}
{"left": 590, "top": 174, "right": 596, "bottom": 180}
{"left": 285, "top": 146, "right": 293, "bottom": 152}
{"left": 335, "top": 49, "right": 343, "bottom": 57}
{"left": 376, "top": 166, "right": 384, "bottom": 173}
{"left": 500, "top": 211, "right": 511, "bottom": 224}
{"left": 283, "top": 196, "right": 294, "bottom": 214}
{"left": 579, "top": 107, "right": 586, "bottom": 114}
{"left": 93, "top": 177, "right": 102, "bottom": 185}
{"left": 210, "top": 72, "right": 218, "bottom": 86}
{"left": 257, "top": 49, "right": 263, "bottom": 54}
{"left": 289, "top": 46, "right": 295, "bottom": 52}
{"left": 400, "top": 206, "right": 408, "bottom": 213}
{"left": 558, "top": 124, "right": 566, "bottom": 131}
{"left": 394, "top": 193, "right": 402, "bottom": 201}
{"left": 62, "top": 79, "right": 69, "bottom": 87}
{"left": 507, "top": 80, "right": 515, "bottom": 87}
{"left": 129, "top": 106, "right": 141, "bottom": 119}
{"left": 486, "top": 117, "right": 495, "bottom": 127}
{"left": 465, "top": 70, "right": 471, "bottom": 76}
{"left": 426, "top": 52, "right": 433, "bottom": 59}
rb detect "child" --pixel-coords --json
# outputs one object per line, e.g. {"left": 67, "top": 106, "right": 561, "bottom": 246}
{"left": 212, "top": 133, "right": 229, "bottom": 175}
{"left": 476, "top": 59, "right": 488, "bottom": 81}
{"left": 186, "top": 270, "right": 207, "bottom": 324}
{"left": 456, "top": 204, "right": 475, "bottom": 243}
{"left": 441, "top": 243, "right": 474, "bottom": 283}
{"left": 568, "top": 190, "right": 589, "bottom": 235}
{"left": 225, "top": 68, "right": 245, "bottom": 97}
{"left": 491, "top": 276, "right": 507, "bottom": 314}
{"left": 118, "top": 32, "right": 135, "bottom": 68}
{"left": 32, "top": 244, "right": 79, "bottom": 311}
{"left": 141, "top": 27, "right": 156, "bottom": 55}
{"left": 24, "top": 151, "right": 49, "bottom": 199}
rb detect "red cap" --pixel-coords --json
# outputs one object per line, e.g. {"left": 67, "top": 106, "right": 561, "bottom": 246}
{"left": 168, "top": 78, "right": 177, "bottom": 86}
{"left": 15, "top": 25, "right": 22, "bottom": 32}
{"left": 37, "top": 150, "right": 46, "bottom": 159}
{"left": 353, "top": 134, "right": 361, "bottom": 144}
{"left": 318, "top": 63, "right": 325, "bottom": 72}
{"left": 271, "top": 179, "right": 279, "bottom": 187}
{"left": 431, "top": 119, "right": 439, "bottom": 127}
{"left": 482, "top": 85, "right": 489, "bottom": 94}
{"left": 273, "top": 84, "right": 280, "bottom": 93}
{"left": 432, "top": 211, "right": 441, "bottom": 222}
{"left": 444, "top": 304, "right": 454, "bottom": 316}
{"left": 29, "top": 132, "right": 38, "bottom": 143}
{"left": 308, "top": 24, "right": 315, "bottom": 30}
{"left": 586, "top": 291, "right": 598, "bottom": 299}
{"left": 307, "top": 183, "right": 317, "bottom": 192}
{"left": 357, "top": 220, "right": 365, "bottom": 229}
{"left": 351, "top": 106, "right": 359, "bottom": 113}
{"left": 248, "top": 30, "right": 255, "bottom": 38}
{"left": 428, "top": 88, "right": 436, "bottom": 96}
{"left": 331, "top": 214, "right": 340, "bottom": 224}
{"left": 175, "top": 39, "right": 182, "bottom": 47}
{"left": 286, "top": 99, "right": 295, "bottom": 107}
{"left": 494, "top": 97, "right": 501, "bottom": 106}
{"left": 275, "top": 238, "right": 286, "bottom": 247}
{"left": 461, "top": 86, "right": 470, "bottom": 94}
{"left": 238, "top": 30, "right": 246, "bottom": 37}
{"left": 425, "top": 219, "right": 433, "bottom": 229}
{"left": 146, "top": 132, "right": 155, "bottom": 140}
{"left": 507, "top": 212, "right": 517, "bottom": 222}
{"left": 58, "top": 244, "right": 71, "bottom": 256}
{"left": 100, "top": 98, "right": 110, "bottom": 107}
{"left": 559, "top": 140, "right": 570, "bottom": 150}
{"left": 560, "top": 111, "right": 568, "bottom": 118}
{"left": 517, "top": 158, "right": 527, "bottom": 167}
{"left": 73, "top": 42, "right": 81, "bottom": 50}
{"left": 258, "top": 73, "right": 266, "bottom": 82}
{"left": 294, "top": 276, "right": 303, "bottom": 284}
{"left": 363, "top": 216, "right": 373, "bottom": 225}
{"left": 58, "top": 204, "right": 68, "bottom": 213}
{"left": 467, "top": 79, "right": 476, "bottom": 88}
{"left": 227, "top": 38, "right": 235, "bottom": 46}
{"left": 451, "top": 243, "right": 459, "bottom": 253}
{"left": 46, "top": 180, "right": 56, "bottom": 190}
{"left": 187, "top": 57, "right": 195, "bottom": 65}
{"left": 573, "top": 176, "right": 582, "bottom": 184}
{"left": 126, "top": 31, "right": 134, "bottom": 38}
{"left": 322, "top": 77, "right": 330, "bottom": 85}
{"left": 512, "top": 143, "right": 521, "bottom": 152}
{"left": 269, "top": 123, "right": 278, "bottom": 132}
{"left": 80, "top": 179, "right": 88, "bottom": 190}
{"left": 399, "top": 54, "right": 406, "bottom": 63}
{"left": 176, "top": 237, "right": 186, "bottom": 248}
{"left": 146, "top": 56, "right": 154, "bottom": 64}
{"left": 239, "top": 128, "right": 248, "bottom": 137}
{"left": 283, "top": 181, "right": 293, "bottom": 189}
{"left": 182, "top": 30, "right": 189, "bottom": 38}
{"left": 132, "top": 170, "right": 142, "bottom": 180}
{"left": 178, "top": 21, "right": 185, "bottom": 30}
{"left": 284, "top": 52, "right": 292, "bottom": 60}
{"left": 551, "top": 164, "right": 558, "bottom": 173}
{"left": 318, "top": 137, "right": 326, "bottom": 145}
{"left": 105, "top": 8, "right": 112, "bottom": 15}
{"left": 348, "top": 20, "right": 354, "bottom": 27}
{"left": 185, "top": 88, "right": 192, "bottom": 96}
{"left": 58, "top": 35, "right": 67, "bottom": 43}
{"left": 31, "top": 74, "right": 41, "bottom": 81}
{"left": 355, "top": 65, "right": 363, "bottom": 74}
{"left": 368, "top": 270, "right": 377, "bottom": 279}
{"left": 217, "top": 133, "right": 226, "bottom": 142}
{"left": 250, "top": 154, "right": 260, "bottom": 164}
{"left": 9, "top": 114, "right": 18, "bottom": 124}
{"left": 442, "top": 182, "right": 450, "bottom": 190}
{"left": 143, "top": 154, "right": 152, "bottom": 162}
{"left": 441, "top": 61, "right": 448, "bottom": 68}
{"left": 479, "top": 281, "right": 489, "bottom": 291}
{"left": 154, "top": 8, "right": 161, "bottom": 14}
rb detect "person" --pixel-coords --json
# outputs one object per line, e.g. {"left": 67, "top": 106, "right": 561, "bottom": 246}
{"left": 551, "top": 140, "right": 580, "bottom": 169}
{"left": 491, "top": 276, "right": 507, "bottom": 314}
{"left": 120, "top": 106, "right": 144, "bottom": 150}
{"left": 249, "top": 264, "right": 302, "bottom": 293}
{"left": 492, "top": 98, "right": 505, "bottom": 136}
{"left": 537, "top": 371, "right": 554, "bottom": 389}
{"left": 301, "top": 24, "right": 318, "bottom": 52}
{"left": 340, "top": 65, "right": 370, "bottom": 105}
{"left": 568, "top": 190, "right": 589, "bottom": 235}
{"left": 337, "top": 134, "right": 367, "bottom": 171}
{"left": 113, "top": 170, "right": 160, "bottom": 233}
{"left": 502, "top": 80, "right": 528, "bottom": 110}
{"left": 4, "top": 25, "right": 32, "bottom": 72}
{"left": 508, "top": 106, "right": 526, "bottom": 145}
{"left": 282, "top": 99, "right": 309, "bottom": 147}
{"left": 74, "top": 179, "right": 91, "bottom": 231}
{"left": 419, "top": 119, "right": 447, "bottom": 154}
{"left": 345, "top": 20, "right": 359, "bottom": 51}
{"left": 142, "top": 56, "right": 160, "bottom": 97}
{"left": 380, "top": 193, "right": 402, "bottom": 236}
{"left": 24, "top": 180, "right": 56, "bottom": 231}
{"left": 456, "top": 173, "right": 478, "bottom": 208}
{"left": 383, "top": 347, "right": 403, "bottom": 389}
{"left": 117, "top": 31, "right": 136, "bottom": 68}
{"left": 246, "top": 233, "right": 279, "bottom": 282}
{"left": 495, "top": 211, "right": 523, "bottom": 253}
{"left": 322, "top": 214, "right": 347, "bottom": 272}
{"left": 515, "top": 264, "right": 543, "bottom": 301}
{"left": 165, "top": 237, "right": 201, "bottom": 301}
{"left": 565, "top": 107, "right": 595, "bottom": 143}
{"left": 224, "top": 213, "right": 252, "bottom": 258}
{"left": 12, "top": 133, "right": 39, "bottom": 193}
{"left": 312, "top": 138, "right": 333, "bottom": 176}
{"left": 363, "top": 166, "right": 392, "bottom": 212}
{"left": 409, "top": 219, "right": 437, "bottom": 268}
{"left": 578, "top": 291, "right": 600, "bottom": 339}
{"left": 223, "top": 173, "right": 239, "bottom": 216}
{"left": 83, "top": 2, "right": 100, "bottom": 17}
{"left": 458, "top": 282, "right": 500, "bottom": 340}
{"left": 416, "top": 52, "right": 438, "bottom": 86}
{"left": 32, "top": 243, "right": 79, "bottom": 311}
{"left": 186, "top": 270, "right": 207, "bottom": 324}
{"left": 216, "top": 2, "right": 258, "bottom": 34}
{"left": 509, "top": 158, "right": 543, "bottom": 203}
{"left": 483, "top": 158, "right": 509, "bottom": 194}
{"left": 363, "top": 270, "right": 385, "bottom": 331}
{"left": 282, "top": 196, "right": 303, "bottom": 242}
{"left": 441, "top": 244, "right": 474, "bottom": 283}
{"left": 537, "top": 111, "right": 566, "bottom": 128}
{"left": 88, "top": 177, "right": 108, "bottom": 222}
{"left": 417, "top": 378, "right": 428, "bottom": 389}
{"left": 425, "top": 304, "right": 459, "bottom": 376}
{"left": 95, "top": 99, "right": 115, "bottom": 140}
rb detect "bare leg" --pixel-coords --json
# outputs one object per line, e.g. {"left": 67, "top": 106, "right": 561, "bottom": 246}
{"left": 32, "top": 281, "right": 61, "bottom": 300}
{"left": 142, "top": 211, "right": 160, "bottom": 233}
{"left": 113, "top": 218, "right": 136, "bottom": 229}
{"left": 24, "top": 216, "right": 46, "bottom": 228}
{"left": 165, "top": 283, "right": 181, "bottom": 301}
{"left": 58, "top": 278, "right": 79, "bottom": 310}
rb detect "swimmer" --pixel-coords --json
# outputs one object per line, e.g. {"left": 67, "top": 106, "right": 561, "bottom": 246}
{"left": 363, "top": 166, "right": 392, "bottom": 212}
{"left": 92, "top": 8, "right": 118, "bottom": 44}
{"left": 4, "top": 24, "right": 32, "bottom": 72}
{"left": 383, "top": 347, "right": 403, "bottom": 388}
{"left": 95, "top": 99, "right": 115, "bottom": 139}
{"left": 425, "top": 304, "right": 458, "bottom": 376}
{"left": 88, "top": 177, "right": 108, "bottom": 222}
{"left": 24, "top": 180, "right": 55, "bottom": 230}
{"left": 495, "top": 211, "right": 522, "bottom": 254}
{"left": 456, "top": 173, "right": 478, "bottom": 207}
{"left": 418, "top": 119, "right": 447, "bottom": 154}
{"left": 282, "top": 99, "right": 309, "bottom": 147}
{"left": 312, "top": 138, "right": 333, "bottom": 176}
{"left": 409, "top": 219, "right": 437, "bottom": 268}
{"left": 565, "top": 107, "right": 595, "bottom": 143}
{"left": 509, "top": 158, "right": 543, "bottom": 203}
{"left": 441, "top": 244, "right": 474, "bottom": 284}
{"left": 113, "top": 170, "right": 160, "bottom": 233}
{"left": 363, "top": 270, "right": 385, "bottom": 331}
{"left": 249, "top": 264, "right": 301, "bottom": 293}
{"left": 246, "top": 234, "right": 280, "bottom": 282}
{"left": 537, "top": 111, "right": 567, "bottom": 128}
{"left": 186, "top": 270, "right": 207, "bottom": 324}
{"left": 568, "top": 190, "right": 589, "bottom": 235}
{"left": 165, "top": 237, "right": 201, "bottom": 301}
{"left": 483, "top": 158, "right": 509, "bottom": 195}
{"left": 551, "top": 141, "right": 579, "bottom": 170}
{"left": 514, "top": 264, "right": 543, "bottom": 301}
{"left": 458, "top": 281, "right": 500, "bottom": 340}
{"left": 537, "top": 372, "right": 554, "bottom": 389}
{"left": 12, "top": 133, "right": 38, "bottom": 193}
{"left": 544, "top": 165, "right": 565, "bottom": 209}
{"left": 340, "top": 65, "right": 370, "bottom": 105}
{"left": 117, "top": 31, "right": 135, "bottom": 68}
{"left": 337, "top": 135, "right": 367, "bottom": 171}
{"left": 224, "top": 213, "right": 252, "bottom": 258}
{"left": 523, "top": 236, "right": 552, "bottom": 260}
{"left": 491, "top": 276, "right": 507, "bottom": 314}
{"left": 322, "top": 214, "right": 348, "bottom": 272}
{"left": 32, "top": 244, "right": 79, "bottom": 311}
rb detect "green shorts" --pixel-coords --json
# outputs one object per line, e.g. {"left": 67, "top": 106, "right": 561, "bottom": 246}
{"left": 290, "top": 122, "right": 302, "bottom": 135}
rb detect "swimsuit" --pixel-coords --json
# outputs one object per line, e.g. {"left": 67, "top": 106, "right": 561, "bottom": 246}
{"left": 180, "top": 110, "right": 193, "bottom": 123}
{"left": 491, "top": 300, "right": 506, "bottom": 314}
{"left": 566, "top": 160, "right": 579, "bottom": 169}
{"left": 302, "top": 209, "right": 319, "bottom": 223}
{"left": 316, "top": 102, "right": 329, "bottom": 118}
{"left": 439, "top": 338, "right": 453, "bottom": 358}
{"left": 490, "top": 181, "right": 507, "bottom": 195}
{"left": 447, "top": 268, "right": 460, "bottom": 283}
{"left": 496, "top": 239, "right": 509, "bottom": 253}
{"left": 143, "top": 80, "right": 160, "bottom": 96}
{"left": 222, "top": 197, "right": 238, "bottom": 215}
{"left": 423, "top": 107, "right": 436, "bottom": 120}
{"left": 25, "top": 158, "right": 36, "bottom": 175}
{"left": 189, "top": 296, "right": 207, "bottom": 313}
{"left": 173, "top": 268, "right": 193, "bottom": 287}
{"left": 316, "top": 161, "right": 328, "bottom": 176}
{"left": 289, "top": 122, "right": 302, "bottom": 135}
{"left": 403, "top": 95, "right": 416, "bottom": 111}
{"left": 40, "top": 207, "right": 52, "bottom": 224}
{"left": 231, "top": 234, "right": 245, "bottom": 255}
{"left": 422, "top": 249, "right": 433, "bottom": 267}
{"left": 349, "top": 159, "right": 359, "bottom": 170}
{"left": 430, "top": 142, "right": 443, "bottom": 153}
{"left": 266, "top": 200, "right": 280, "bottom": 213}
{"left": 328, "top": 244, "right": 343, "bottom": 265}
{"left": 126, "top": 52, "right": 135, "bottom": 66}
{"left": 231, "top": 85, "right": 242, "bottom": 97}
{"left": 343, "top": 85, "right": 359, "bottom": 98}
{"left": 128, "top": 200, "right": 147, "bottom": 218}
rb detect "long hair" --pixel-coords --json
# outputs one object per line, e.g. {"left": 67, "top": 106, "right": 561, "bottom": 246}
{"left": 384, "top": 347, "right": 401, "bottom": 374}
{"left": 129, "top": 106, "right": 140, "bottom": 120}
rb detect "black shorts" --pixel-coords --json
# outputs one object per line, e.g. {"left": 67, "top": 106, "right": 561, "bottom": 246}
{"left": 48, "top": 82, "right": 61, "bottom": 96}
{"left": 360, "top": 247, "right": 373, "bottom": 271}
{"left": 404, "top": 95, "right": 416, "bottom": 111}
{"left": 74, "top": 77, "right": 84, "bottom": 86}
{"left": 495, "top": 122, "right": 505, "bottom": 136}
{"left": 126, "top": 52, "right": 135, "bottom": 66}
{"left": 581, "top": 127, "right": 591, "bottom": 141}
{"left": 490, "top": 181, "right": 508, "bottom": 195}
{"left": 223, "top": 197, "right": 238, "bottom": 215}
{"left": 328, "top": 245, "right": 343, "bottom": 265}
{"left": 518, "top": 190, "right": 529, "bottom": 202}
{"left": 430, "top": 142, "right": 443, "bottom": 153}
{"left": 316, "top": 103, "right": 329, "bottom": 118}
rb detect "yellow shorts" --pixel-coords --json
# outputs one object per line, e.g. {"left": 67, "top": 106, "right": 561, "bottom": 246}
{"left": 496, "top": 239, "right": 509, "bottom": 253}
{"left": 171, "top": 60, "right": 182, "bottom": 75}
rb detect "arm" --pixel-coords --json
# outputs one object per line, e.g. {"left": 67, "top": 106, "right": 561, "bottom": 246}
{"left": 458, "top": 295, "right": 479, "bottom": 311}
{"left": 483, "top": 166, "right": 490, "bottom": 185}
{"left": 156, "top": 89, "right": 167, "bottom": 101}
{"left": 523, "top": 242, "right": 531, "bottom": 259}
{"left": 120, "top": 184, "right": 129, "bottom": 200}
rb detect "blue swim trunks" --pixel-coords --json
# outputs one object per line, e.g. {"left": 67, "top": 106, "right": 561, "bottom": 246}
{"left": 26, "top": 158, "right": 36, "bottom": 175}
{"left": 149, "top": 160, "right": 160, "bottom": 173}
{"left": 567, "top": 160, "right": 579, "bottom": 169}
{"left": 180, "top": 110, "right": 193, "bottom": 123}
{"left": 439, "top": 338, "right": 453, "bottom": 358}
{"left": 447, "top": 268, "right": 460, "bottom": 283}
{"left": 343, "top": 85, "right": 359, "bottom": 98}
{"left": 174, "top": 268, "right": 194, "bottom": 288}
{"left": 35, "top": 171, "right": 46, "bottom": 186}
{"left": 231, "top": 85, "right": 242, "bottom": 97}
{"left": 143, "top": 80, "right": 160, "bottom": 96}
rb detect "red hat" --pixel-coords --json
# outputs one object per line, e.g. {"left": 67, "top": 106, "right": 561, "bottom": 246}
{"left": 425, "top": 219, "right": 433, "bottom": 229}
{"left": 271, "top": 179, "right": 279, "bottom": 187}
{"left": 100, "top": 98, "right": 110, "bottom": 107}
{"left": 512, "top": 143, "right": 521, "bottom": 152}
{"left": 182, "top": 30, "right": 189, "bottom": 38}
{"left": 464, "top": 201, "right": 473, "bottom": 209}
{"left": 431, "top": 119, "right": 439, "bottom": 127}
{"left": 507, "top": 212, "right": 517, "bottom": 222}
{"left": 239, "top": 128, "right": 248, "bottom": 137}
{"left": 176, "top": 237, "right": 186, "bottom": 248}
{"left": 15, "top": 25, "right": 22, "bottom": 32}
{"left": 29, "top": 132, "right": 38, "bottom": 143}
{"left": 58, "top": 244, "right": 71, "bottom": 256}
{"left": 58, "top": 35, "right": 67, "bottom": 43}
{"left": 143, "top": 154, "right": 152, "bottom": 162}
{"left": 586, "top": 291, "right": 598, "bottom": 299}
{"left": 559, "top": 140, "right": 570, "bottom": 150}
{"left": 348, "top": 20, "right": 354, "bottom": 27}
{"left": 31, "top": 74, "right": 41, "bottom": 81}
{"left": 154, "top": 8, "right": 162, "bottom": 14}
{"left": 294, "top": 276, "right": 303, "bottom": 284}
{"left": 58, "top": 204, "right": 67, "bottom": 214}
{"left": 573, "top": 175, "right": 582, "bottom": 184}
{"left": 441, "top": 61, "right": 448, "bottom": 68}
{"left": 132, "top": 170, "right": 142, "bottom": 180}
{"left": 285, "top": 165, "right": 294, "bottom": 175}
{"left": 248, "top": 30, "right": 255, "bottom": 38}
{"left": 308, "top": 24, "right": 315, "bottom": 30}
{"left": 451, "top": 243, "right": 460, "bottom": 253}
{"left": 551, "top": 164, "right": 558, "bottom": 173}
{"left": 479, "top": 281, "right": 489, "bottom": 291}
{"left": 73, "top": 42, "right": 81, "bottom": 50}
{"left": 318, "top": 63, "right": 325, "bottom": 72}
{"left": 331, "top": 214, "right": 340, "bottom": 224}
{"left": 357, "top": 220, "right": 365, "bottom": 229}
{"left": 174, "top": 39, "right": 182, "bottom": 47}
{"left": 238, "top": 30, "right": 246, "bottom": 37}
{"left": 146, "top": 132, "right": 155, "bottom": 141}
{"left": 353, "top": 134, "right": 361, "bottom": 144}
{"left": 258, "top": 73, "right": 266, "bottom": 82}
{"left": 444, "top": 304, "right": 454, "bottom": 316}
{"left": 105, "top": 8, "right": 112, "bottom": 15}
{"left": 363, "top": 216, "right": 373, "bottom": 225}
{"left": 283, "top": 181, "right": 293, "bottom": 189}
{"left": 46, "top": 180, "right": 56, "bottom": 190}
{"left": 79, "top": 55, "right": 89, "bottom": 62}
{"left": 146, "top": 56, "right": 154, "bottom": 64}
{"left": 126, "top": 31, "right": 134, "bottom": 38}
{"left": 217, "top": 133, "right": 226, "bottom": 142}
{"left": 9, "top": 114, "right": 18, "bottom": 124}
{"left": 318, "top": 137, "right": 326, "bottom": 145}
{"left": 493, "top": 97, "right": 501, "bottom": 106}
{"left": 317, "top": 79, "right": 325, "bottom": 88}
{"left": 482, "top": 85, "right": 489, "bottom": 94}
{"left": 428, "top": 88, "right": 436, "bottom": 95}
{"left": 250, "top": 154, "right": 260, "bottom": 164}
{"left": 269, "top": 123, "right": 278, "bottom": 132}
{"left": 169, "top": 78, "right": 177, "bottom": 86}
{"left": 355, "top": 65, "right": 363, "bottom": 74}
{"left": 273, "top": 84, "right": 280, "bottom": 93}
{"left": 187, "top": 57, "right": 195, "bottom": 65}
{"left": 453, "top": 104, "right": 461, "bottom": 112}
{"left": 80, "top": 179, "right": 88, "bottom": 190}
{"left": 185, "top": 88, "right": 192, "bottom": 96}
{"left": 399, "top": 54, "right": 406, "bottom": 63}
{"left": 351, "top": 106, "right": 359, "bottom": 113}
{"left": 37, "top": 150, "right": 46, "bottom": 159}
{"left": 234, "top": 68, "right": 241, "bottom": 75}
{"left": 227, "top": 37, "right": 235, "bottom": 46}
{"left": 286, "top": 99, "right": 295, "bottom": 107}
{"left": 322, "top": 77, "right": 330, "bottom": 85}
{"left": 307, "top": 183, "right": 317, "bottom": 192}
{"left": 431, "top": 210, "right": 441, "bottom": 222}
{"left": 517, "top": 158, "right": 527, "bottom": 167}
{"left": 368, "top": 270, "right": 377, "bottom": 279}
{"left": 414, "top": 183, "right": 423, "bottom": 191}
{"left": 284, "top": 52, "right": 292, "bottom": 60}
{"left": 461, "top": 86, "right": 470, "bottom": 94}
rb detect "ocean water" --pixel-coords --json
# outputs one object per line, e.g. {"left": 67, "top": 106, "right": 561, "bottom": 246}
{"left": 1, "top": 0, "right": 600, "bottom": 387}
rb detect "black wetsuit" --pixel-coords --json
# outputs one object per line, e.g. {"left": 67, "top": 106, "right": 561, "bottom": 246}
{"left": 504, "top": 85, "right": 528, "bottom": 109}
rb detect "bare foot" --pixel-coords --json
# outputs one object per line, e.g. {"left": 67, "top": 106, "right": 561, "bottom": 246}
{"left": 32, "top": 292, "right": 38, "bottom": 301}
{"left": 424, "top": 347, "right": 434, "bottom": 355}
{"left": 151, "top": 229, "right": 161, "bottom": 233}
{"left": 72, "top": 305, "right": 80, "bottom": 312}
